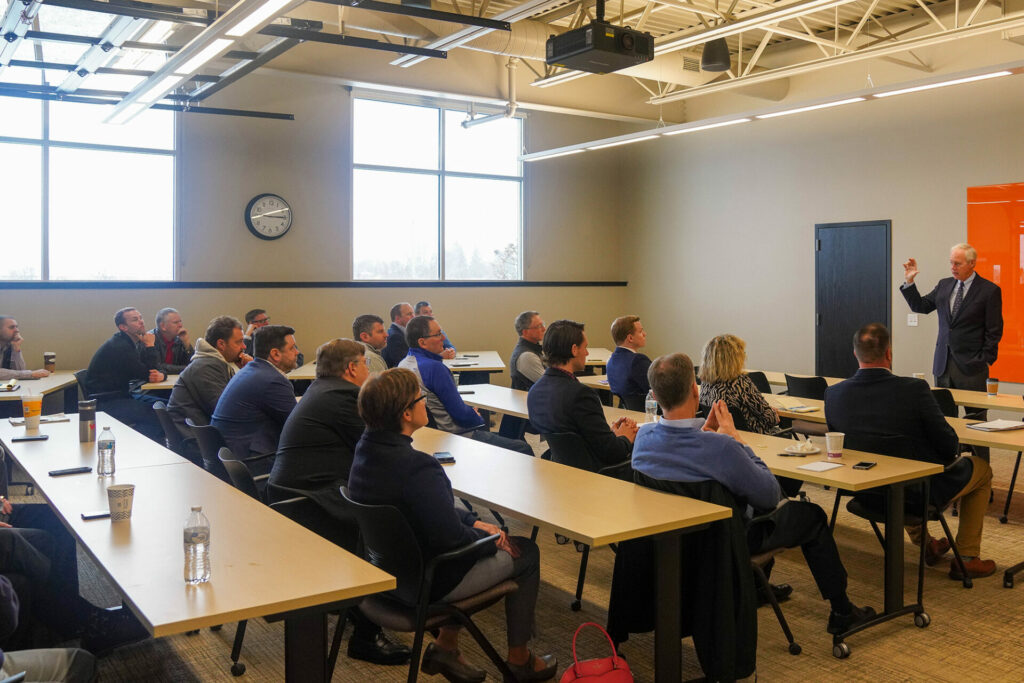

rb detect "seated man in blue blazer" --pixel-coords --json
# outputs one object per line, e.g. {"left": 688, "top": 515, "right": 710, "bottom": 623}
{"left": 212, "top": 325, "right": 299, "bottom": 459}
{"left": 382, "top": 302, "right": 414, "bottom": 368}
{"left": 605, "top": 315, "right": 652, "bottom": 410}
{"left": 824, "top": 322, "right": 995, "bottom": 580}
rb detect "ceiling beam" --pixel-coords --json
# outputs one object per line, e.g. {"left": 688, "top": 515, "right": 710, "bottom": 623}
{"left": 187, "top": 35, "right": 298, "bottom": 100}
{"left": 319, "top": 0, "right": 511, "bottom": 32}
{"left": 57, "top": 15, "right": 148, "bottom": 93}
{"left": 0, "top": 0, "right": 44, "bottom": 75}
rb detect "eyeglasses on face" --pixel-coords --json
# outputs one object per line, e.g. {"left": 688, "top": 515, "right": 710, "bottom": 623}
{"left": 252, "top": 317, "right": 270, "bottom": 324}
{"left": 405, "top": 394, "right": 426, "bottom": 411}
{"left": 423, "top": 332, "right": 445, "bottom": 338}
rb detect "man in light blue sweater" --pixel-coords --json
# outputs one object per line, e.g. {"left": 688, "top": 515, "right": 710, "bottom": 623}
{"left": 632, "top": 352, "right": 875, "bottom": 636}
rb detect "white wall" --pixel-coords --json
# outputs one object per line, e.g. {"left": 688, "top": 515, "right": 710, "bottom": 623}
{"left": 620, "top": 75, "right": 1024, "bottom": 381}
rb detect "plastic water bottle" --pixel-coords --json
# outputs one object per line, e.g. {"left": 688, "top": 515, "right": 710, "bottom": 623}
{"left": 183, "top": 506, "right": 211, "bottom": 585}
{"left": 97, "top": 427, "right": 116, "bottom": 476}
{"left": 645, "top": 390, "right": 659, "bottom": 423}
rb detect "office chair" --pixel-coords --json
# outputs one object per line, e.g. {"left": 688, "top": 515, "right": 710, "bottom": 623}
{"left": 611, "top": 393, "right": 646, "bottom": 412}
{"left": 339, "top": 487, "right": 518, "bottom": 683}
{"left": 750, "top": 545, "right": 801, "bottom": 655}
{"left": 746, "top": 371, "right": 773, "bottom": 394}
{"left": 217, "top": 447, "right": 269, "bottom": 503}
{"left": 544, "top": 431, "right": 630, "bottom": 610}
{"left": 784, "top": 374, "right": 829, "bottom": 437}
{"left": 151, "top": 401, "right": 202, "bottom": 467}
{"left": 186, "top": 420, "right": 274, "bottom": 487}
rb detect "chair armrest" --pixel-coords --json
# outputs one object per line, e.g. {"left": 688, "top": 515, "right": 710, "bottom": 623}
{"left": 88, "top": 390, "right": 123, "bottom": 401}
{"left": 598, "top": 459, "right": 633, "bottom": 480}
{"left": 775, "top": 428, "right": 796, "bottom": 439}
{"left": 240, "top": 450, "right": 276, "bottom": 463}
{"left": 254, "top": 474, "right": 270, "bottom": 483}
{"left": 424, "top": 533, "right": 500, "bottom": 578}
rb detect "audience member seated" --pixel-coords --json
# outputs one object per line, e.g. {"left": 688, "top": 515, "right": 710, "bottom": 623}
{"left": 0, "top": 316, "right": 50, "bottom": 381}
{"left": 528, "top": 320, "right": 637, "bottom": 468}
{"left": 0, "top": 575, "right": 95, "bottom": 683}
{"left": 699, "top": 334, "right": 781, "bottom": 435}
{"left": 400, "top": 317, "right": 533, "bottom": 455}
{"left": 0, "top": 497, "right": 146, "bottom": 656}
{"left": 605, "top": 315, "right": 652, "bottom": 409}
{"left": 509, "top": 311, "right": 545, "bottom": 391}
{"left": 150, "top": 307, "right": 194, "bottom": 376}
{"left": 352, "top": 314, "right": 388, "bottom": 374}
{"left": 414, "top": 301, "right": 456, "bottom": 358}
{"left": 85, "top": 307, "right": 165, "bottom": 441}
{"left": 270, "top": 338, "right": 411, "bottom": 666}
{"left": 348, "top": 369, "right": 557, "bottom": 682}
{"left": 212, "top": 325, "right": 299, "bottom": 459}
{"left": 824, "top": 322, "right": 996, "bottom": 579}
{"left": 167, "top": 316, "right": 252, "bottom": 440}
{"left": 243, "top": 309, "right": 303, "bottom": 367}
{"left": 382, "top": 302, "right": 414, "bottom": 368}
{"left": 634, "top": 353, "right": 876, "bottom": 634}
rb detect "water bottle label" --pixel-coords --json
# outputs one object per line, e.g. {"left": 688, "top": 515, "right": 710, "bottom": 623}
{"left": 184, "top": 529, "right": 209, "bottom": 544}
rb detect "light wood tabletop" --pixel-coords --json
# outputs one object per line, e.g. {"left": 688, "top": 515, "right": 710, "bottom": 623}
{"left": 585, "top": 347, "right": 613, "bottom": 366}
{"left": 944, "top": 388, "right": 1024, "bottom": 413}
{"left": 412, "top": 427, "right": 730, "bottom": 547}
{"left": 751, "top": 370, "right": 843, "bottom": 387}
{"left": 0, "top": 371, "right": 78, "bottom": 401}
{"left": 461, "top": 384, "right": 641, "bottom": 425}
{"left": 141, "top": 375, "right": 177, "bottom": 391}
{"left": 287, "top": 350, "right": 506, "bottom": 381}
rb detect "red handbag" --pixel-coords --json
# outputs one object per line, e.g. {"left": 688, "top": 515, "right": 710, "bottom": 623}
{"left": 559, "top": 622, "right": 634, "bottom": 683}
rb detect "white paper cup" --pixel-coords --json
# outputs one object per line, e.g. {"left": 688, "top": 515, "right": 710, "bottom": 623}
{"left": 107, "top": 484, "right": 136, "bottom": 522}
{"left": 21, "top": 395, "right": 42, "bottom": 430}
{"left": 825, "top": 432, "right": 845, "bottom": 459}
{"left": 987, "top": 378, "right": 999, "bottom": 397}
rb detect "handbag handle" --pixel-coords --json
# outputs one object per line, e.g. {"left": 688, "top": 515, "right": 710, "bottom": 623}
{"left": 571, "top": 622, "right": 623, "bottom": 668}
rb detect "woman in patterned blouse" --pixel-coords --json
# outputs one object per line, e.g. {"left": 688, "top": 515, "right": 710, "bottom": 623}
{"left": 698, "top": 334, "right": 781, "bottom": 435}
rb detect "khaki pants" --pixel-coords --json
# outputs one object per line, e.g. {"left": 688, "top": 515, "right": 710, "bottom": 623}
{"left": 907, "top": 456, "right": 992, "bottom": 558}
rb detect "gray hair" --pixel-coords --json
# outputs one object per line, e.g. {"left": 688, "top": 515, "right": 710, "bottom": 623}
{"left": 514, "top": 310, "right": 539, "bottom": 336}
{"left": 155, "top": 307, "right": 178, "bottom": 325}
{"left": 951, "top": 243, "right": 977, "bottom": 262}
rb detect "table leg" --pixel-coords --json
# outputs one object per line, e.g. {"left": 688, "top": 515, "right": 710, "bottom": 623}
{"left": 284, "top": 611, "right": 328, "bottom": 682}
{"left": 654, "top": 531, "right": 682, "bottom": 683}
{"left": 883, "top": 482, "right": 906, "bottom": 613}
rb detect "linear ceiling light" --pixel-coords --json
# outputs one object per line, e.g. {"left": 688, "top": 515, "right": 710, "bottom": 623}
{"left": 587, "top": 134, "right": 660, "bottom": 150}
{"left": 874, "top": 70, "right": 1012, "bottom": 98}
{"left": 178, "top": 38, "right": 236, "bottom": 74}
{"left": 226, "top": 0, "right": 295, "bottom": 37}
{"left": 523, "top": 149, "right": 586, "bottom": 162}
{"left": 755, "top": 97, "right": 865, "bottom": 119}
{"left": 662, "top": 118, "right": 751, "bottom": 135}
{"left": 137, "top": 74, "right": 183, "bottom": 103}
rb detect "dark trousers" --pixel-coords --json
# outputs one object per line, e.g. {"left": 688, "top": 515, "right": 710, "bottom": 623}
{"left": 936, "top": 351, "right": 989, "bottom": 460}
{"left": 105, "top": 396, "right": 165, "bottom": 444}
{"left": 747, "top": 501, "right": 847, "bottom": 602}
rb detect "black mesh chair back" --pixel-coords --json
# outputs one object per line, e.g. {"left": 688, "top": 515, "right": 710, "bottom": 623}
{"left": 545, "top": 431, "right": 602, "bottom": 473}
{"left": 931, "top": 388, "right": 958, "bottom": 418}
{"left": 152, "top": 401, "right": 184, "bottom": 450}
{"left": 270, "top": 492, "right": 358, "bottom": 551}
{"left": 613, "top": 393, "right": 646, "bottom": 412}
{"left": 339, "top": 487, "right": 425, "bottom": 606}
{"left": 726, "top": 405, "right": 752, "bottom": 432}
{"left": 784, "top": 374, "right": 828, "bottom": 400}
{"left": 217, "top": 447, "right": 262, "bottom": 501}
{"left": 186, "top": 420, "right": 232, "bottom": 483}
{"left": 746, "top": 371, "right": 772, "bottom": 394}
{"left": 73, "top": 369, "right": 89, "bottom": 402}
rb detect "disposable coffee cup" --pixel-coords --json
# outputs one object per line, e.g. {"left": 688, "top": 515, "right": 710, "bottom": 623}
{"left": 987, "top": 378, "right": 999, "bottom": 397}
{"left": 21, "top": 394, "right": 42, "bottom": 430}
{"left": 43, "top": 352, "right": 55, "bottom": 373}
{"left": 825, "top": 432, "right": 845, "bottom": 459}
{"left": 107, "top": 484, "right": 136, "bottom": 522}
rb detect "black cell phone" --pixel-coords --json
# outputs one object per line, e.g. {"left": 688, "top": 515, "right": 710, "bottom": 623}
{"left": 12, "top": 434, "right": 49, "bottom": 442}
{"left": 434, "top": 451, "right": 456, "bottom": 464}
{"left": 49, "top": 466, "right": 92, "bottom": 476}
{"left": 457, "top": 389, "right": 475, "bottom": 395}
{"left": 777, "top": 452, "right": 807, "bottom": 457}
{"left": 463, "top": 354, "right": 480, "bottom": 358}
{"left": 852, "top": 461, "right": 877, "bottom": 470}
{"left": 81, "top": 511, "right": 111, "bottom": 520}
{"left": 451, "top": 363, "right": 473, "bottom": 367}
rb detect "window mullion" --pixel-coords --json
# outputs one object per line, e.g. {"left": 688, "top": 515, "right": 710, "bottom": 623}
{"left": 41, "top": 97, "right": 50, "bottom": 281}
{"left": 438, "top": 108, "right": 445, "bottom": 281}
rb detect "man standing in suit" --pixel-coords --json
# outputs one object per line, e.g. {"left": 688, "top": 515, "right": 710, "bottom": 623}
{"left": 825, "top": 323, "right": 995, "bottom": 579}
{"left": 900, "top": 243, "right": 1002, "bottom": 460}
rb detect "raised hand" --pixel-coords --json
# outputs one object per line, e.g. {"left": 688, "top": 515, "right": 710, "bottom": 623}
{"left": 141, "top": 332, "right": 156, "bottom": 347}
{"left": 902, "top": 257, "right": 918, "bottom": 284}
{"left": 148, "top": 369, "right": 165, "bottom": 383}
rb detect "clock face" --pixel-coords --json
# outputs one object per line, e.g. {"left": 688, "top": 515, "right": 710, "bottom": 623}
{"left": 245, "top": 194, "right": 293, "bottom": 240}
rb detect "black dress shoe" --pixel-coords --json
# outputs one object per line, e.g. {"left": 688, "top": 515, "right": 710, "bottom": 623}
{"left": 347, "top": 630, "right": 412, "bottom": 666}
{"left": 81, "top": 606, "right": 149, "bottom": 657}
{"left": 420, "top": 642, "right": 486, "bottom": 683}
{"left": 827, "top": 604, "right": 877, "bottom": 635}
{"left": 756, "top": 583, "right": 793, "bottom": 607}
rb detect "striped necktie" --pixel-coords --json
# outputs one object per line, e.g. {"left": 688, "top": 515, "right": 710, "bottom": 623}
{"left": 951, "top": 281, "right": 964, "bottom": 318}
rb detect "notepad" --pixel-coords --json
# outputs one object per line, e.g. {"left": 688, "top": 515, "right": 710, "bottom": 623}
{"left": 768, "top": 395, "right": 819, "bottom": 412}
{"left": 8, "top": 414, "right": 70, "bottom": 426}
{"left": 797, "top": 461, "right": 844, "bottom": 472}
{"left": 966, "top": 420, "right": 1024, "bottom": 432}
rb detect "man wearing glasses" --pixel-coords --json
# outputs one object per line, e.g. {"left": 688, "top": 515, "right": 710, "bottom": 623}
{"left": 400, "top": 316, "right": 533, "bottom": 455}
{"left": 242, "top": 309, "right": 303, "bottom": 367}
{"left": 510, "top": 311, "right": 546, "bottom": 391}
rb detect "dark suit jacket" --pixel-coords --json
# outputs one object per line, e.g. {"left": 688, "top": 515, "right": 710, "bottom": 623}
{"left": 382, "top": 323, "right": 408, "bottom": 368}
{"left": 527, "top": 367, "right": 632, "bottom": 468}
{"left": 605, "top": 347, "right": 652, "bottom": 405}
{"left": 901, "top": 274, "right": 1002, "bottom": 377}
{"left": 824, "top": 368, "right": 969, "bottom": 503}
{"left": 86, "top": 331, "right": 160, "bottom": 397}
{"left": 211, "top": 358, "right": 296, "bottom": 459}
{"left": 271, "top": 377, "right": 364, "bottom": 493}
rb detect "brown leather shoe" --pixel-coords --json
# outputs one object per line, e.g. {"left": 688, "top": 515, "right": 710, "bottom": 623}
{"left": 925, "top": 538, "right": 951, "bottom": 566}
{"left": 949, "top": 557, "right": 996, "bottom": 580}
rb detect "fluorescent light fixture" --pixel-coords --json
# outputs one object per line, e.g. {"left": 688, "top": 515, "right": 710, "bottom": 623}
{"left": 756, "top": 97, "right": 865, "bottom": 119}
{"left": 874, "top": 70, "right": 1011, "bottom": 98}
{"left": 226, "top": 0, "right": 294, "bottom": 37}
{"left": 662, "top": 118, "right": 751, "bottom": 135}
{"left": 178, "top": 38, "right": 234, "bottom": 75}
{"left": 533, "top": 71, "right": 590, "bottom": 88}
{"left": 137, "top": 74, "right": 183, "bottom": 103}
{"left": 523, "top": 149, "right": 586, "bottom": 162}
{"left": 140, "top": 20, "right": 175, "bottom": 44}
{"left": 587, "top": 135, "right": 659, "bottom": 150}
{"left": 107, "top": 102, "right": 148, "bottom": 125}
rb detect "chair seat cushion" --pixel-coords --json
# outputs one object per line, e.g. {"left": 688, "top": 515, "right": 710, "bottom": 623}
{"left": 360, "top": 580, "right": 518, "bottom": 632}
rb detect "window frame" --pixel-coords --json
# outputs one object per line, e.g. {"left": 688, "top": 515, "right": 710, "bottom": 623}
{"left": 0, "top": 94, "right": 177, "bottom": 282}
{"left": 351, "top": 93, "right": 525, "bottom": 281}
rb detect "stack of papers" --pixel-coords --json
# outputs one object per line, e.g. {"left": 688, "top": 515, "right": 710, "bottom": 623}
{"left": 965, "top": 420, "right": 1024, "bottom": 432}
{"left": 768, "top": 395, "right": 819, "bottom": 413}
{"left": 8, "top": 414, "right": 70, "bottom": 426}
{"left": 797, "top": 461, "right": 844, "bottom": 472}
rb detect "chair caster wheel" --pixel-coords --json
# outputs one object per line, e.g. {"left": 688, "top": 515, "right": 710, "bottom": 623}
{"left": 1000, "top": 516, "right": 1008, "bottom": 524}
{"left": 570, "top": 600, "right": 582, "bottom": 611}
{"left": 832, "top": 642, "right": 850, "bottom": 659}
{"left": 788, "top": 643, "right": 801, "bottom": 655}
{"left": 210, "top": 624, "right": 223, "bottom": 631}
{"left": 230, "top": 662, "right": 246, "bottom": 676}
{"left": 1004, "top": 574, "right": 1014, "bottom": 588}
{"left": 185, "top": 629, "right": 199, "bottom": 636}
{"left": 914, "top": 612, "right": 930, "bottom": 628}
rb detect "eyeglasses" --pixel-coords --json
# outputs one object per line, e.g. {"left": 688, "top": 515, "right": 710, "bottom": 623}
{"left": 251, "top": 317, "right": 270, "bottom": 324}
{"left": 423, "top": 332, "right": 445, "bottom": 338}
{"left": 405, "top": 394, "right": 426, "bottom": 411}
{"left": 526, "top": 323, "right": 546, "bottom": 330}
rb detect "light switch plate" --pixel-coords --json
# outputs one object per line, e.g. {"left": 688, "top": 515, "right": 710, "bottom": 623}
{"left": 907, "top": 313, "right": 919, "bottom": 327}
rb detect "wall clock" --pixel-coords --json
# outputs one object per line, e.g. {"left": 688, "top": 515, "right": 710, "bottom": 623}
{"left": 245, "top": 193, "right": 293, "bottom": 240}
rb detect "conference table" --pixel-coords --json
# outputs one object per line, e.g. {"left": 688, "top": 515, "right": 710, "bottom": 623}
{"left": 411, "top": 426, "right": 730, "bottom": 683}
{"left": 462, "top": 384, "right": 944, "bottom": 649}
{"left": 0, "top": 414, "right": 395, "bottom": 682}
{"left": 285, "top": 350, "right": 507, "bottom": 382}
{"left": 585, "top": 347, "right": 613, "bottom": 367}
{"left": 0, "top": 371, "right": 79, "bottom": 414}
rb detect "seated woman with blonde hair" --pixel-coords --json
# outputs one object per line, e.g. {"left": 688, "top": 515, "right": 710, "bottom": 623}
{"left": 698, "top": 334, "right": 781, "bottom": 435}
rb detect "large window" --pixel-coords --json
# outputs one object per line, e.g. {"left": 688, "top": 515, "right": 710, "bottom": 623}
{"left": 352, "top": 97, "right": 523, "bottom": 280}
{"left": 0, "top": 16, "right": 175, "bottom": 281}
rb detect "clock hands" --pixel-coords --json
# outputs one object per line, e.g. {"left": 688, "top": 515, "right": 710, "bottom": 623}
{"left": 252, "top": 208, "right": 290, "bottom": 219}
